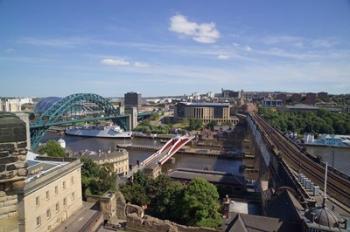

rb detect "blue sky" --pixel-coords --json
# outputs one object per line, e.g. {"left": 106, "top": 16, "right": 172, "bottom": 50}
{"left": 1, "top": 0, "right": 350, "bottom": 97}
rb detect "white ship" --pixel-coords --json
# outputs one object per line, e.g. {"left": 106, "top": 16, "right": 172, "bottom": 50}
{"left": 65, "top": 124, "right": 132, "bottom": 138}
{"left": 303, "top": 134, "right": 350, "bottom": 148}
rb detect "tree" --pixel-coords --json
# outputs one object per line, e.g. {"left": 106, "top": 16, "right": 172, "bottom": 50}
{"left": 38, "top": 140, "right": 65, "bottom": 157}
{"left": 206, "top": 120, "right": 217, "bottom": 130}
{"left": 81, "top": 157, "right": 117, "bottom": 196}
{"left": 119, "top": 173, "right": 222, "bottom": 229}
{"left": 147, "top": 175, "right": 184, "bottom": 221}
{"left": 180, "top": 178, "right": 222, "bottom": 228}
{"left": 188, "top": 119, "right": 203, "bottom": 131}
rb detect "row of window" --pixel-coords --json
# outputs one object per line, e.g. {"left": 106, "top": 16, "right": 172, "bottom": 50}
{"left": 35, "top": 176, "right": 75, "bottom": 206}
{"left": 36, "top": 192, "right": 75, "bottom": 227}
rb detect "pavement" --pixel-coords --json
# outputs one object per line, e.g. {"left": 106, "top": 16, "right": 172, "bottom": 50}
{"left": 54, "top": 202, "right": 100, "bottom": 232}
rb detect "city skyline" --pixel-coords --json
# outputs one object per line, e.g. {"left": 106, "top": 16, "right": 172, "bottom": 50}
{"left": 1, "top": 0, "right": 350, "bottom": 97}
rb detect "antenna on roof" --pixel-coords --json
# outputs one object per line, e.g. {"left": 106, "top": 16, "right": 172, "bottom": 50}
{"left": 322, "top": 162, "right": 328, "bottom": 207}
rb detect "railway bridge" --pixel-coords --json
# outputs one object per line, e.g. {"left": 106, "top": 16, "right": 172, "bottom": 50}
{"left": 248, "top": 113, "right": 350, "bottom": 211}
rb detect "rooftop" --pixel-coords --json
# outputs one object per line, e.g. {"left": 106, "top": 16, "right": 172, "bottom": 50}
{"left": 21, "top": 152, "right": 81, "bottom": 195}
{"left": 72, "top": 149, "right": 128, "bottom": 161}
{"left": 168, "top": 168, "right": 245, "bottom": 186}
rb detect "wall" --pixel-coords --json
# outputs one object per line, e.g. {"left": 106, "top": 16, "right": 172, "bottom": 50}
{"left": 18, "top": 168, "right": 82, "bottom": 232}
{"left": 125, "top": 204, "right": 218, "bottom": 232}
{"left": 0, "top": 113, "right": 28, "bottom": 221}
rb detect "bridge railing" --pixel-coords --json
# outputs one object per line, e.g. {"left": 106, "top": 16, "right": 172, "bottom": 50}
{"left": 159, "top": 136, "right": 194, "bottom": 165}
{"left": 140, "top": 138, "right": 175, "bottom": 166}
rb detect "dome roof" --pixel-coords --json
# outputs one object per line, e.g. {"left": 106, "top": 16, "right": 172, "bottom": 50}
{"left": 305, "top": 206, "right": 340, "bottom": 228}
{"left": 35, "top": 97, "right": 61, "bottom": 114}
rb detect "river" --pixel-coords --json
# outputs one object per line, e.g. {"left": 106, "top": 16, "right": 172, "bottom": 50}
{"left": 305, "top": 145, "right": 350, "bottom": 176}
{"left": 42, "top": 133, "right": 242, "bottom": 175}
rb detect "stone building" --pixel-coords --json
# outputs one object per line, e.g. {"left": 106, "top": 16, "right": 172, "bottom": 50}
{"left": 0, "top": 112, "right": 28, "bottom": 231}
{"left": 73, "top": 148, "right": 129, "bottom": 176}
{"left": 0, "top": 112, "right": 85, "bottom": 232}
{"left": 17, "top": 155, "right": 83, "bottom": 232}
{"left": 174, "top": 102, "right": 236, "bottom": 125}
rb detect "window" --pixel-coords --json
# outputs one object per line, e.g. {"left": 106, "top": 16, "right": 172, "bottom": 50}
{"left": 55, "top": 186, "right": 58, "bottom": 194}
{"left": 63, "top": 181, "right": 66, "bottom": 189}
{"left": 63, "top": 198, "right": 67, "bottom": 206}
{"left": 55, "top": 203, "right": 60, "bottom": 212}
{"left": 71, "top": 192, "right": 75, "bottom": 201}
{"left": 35, "top": 196, "right": 40, "bottom": 206}
{"left": 36, "top": 216, "right": 41, "bottom": 227}
{"left": 46, "top": 209, "right": 51, "bottom": 219}
{"left": 46, "top": 191, "right": 50, "bottom": 200}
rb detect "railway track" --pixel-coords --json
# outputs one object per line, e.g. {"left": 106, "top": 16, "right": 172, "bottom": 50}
{"left": 251, "top": 113, "right": 350, "bottom": 209}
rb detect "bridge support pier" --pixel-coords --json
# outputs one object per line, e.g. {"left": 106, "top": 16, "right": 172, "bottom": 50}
{"left": 143, "top": 166, "right": 162, "bottom": 179}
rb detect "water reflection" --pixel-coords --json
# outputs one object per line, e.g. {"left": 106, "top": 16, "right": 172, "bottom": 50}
{"left": 42, "top": 133, "right": 242, "bottom": 175}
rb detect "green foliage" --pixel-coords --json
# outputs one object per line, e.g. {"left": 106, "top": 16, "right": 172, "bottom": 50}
{"left": 37, "top": 140, "right": 65, "bottom": 157}
{"left": 206, "top": 120, "right": 217, "bottom": 130}
{"left": 259, "top": 108, "right": 350, "bottom": 135}
{"left": 81, "top": 157, "right": 117, "bottom": 196}
{"left": 150, "top": 112, "right": 161, "bottom": 121}
{"left": 134, "top": 121, "right": 171, "bottom": 134}
{"left": 181, "top": 178, "right": 222, "bottom": 228}
{"left": 188, "top": 119, "right": 203, "bottom": 131}
{"left": 120, "top": 172, "right": 222, "bottom": 228}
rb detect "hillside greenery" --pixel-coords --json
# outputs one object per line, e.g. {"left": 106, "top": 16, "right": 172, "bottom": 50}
{"left": 120, "top": 172, "right": 222, "bottom": 228}
{"left": 259, "top": 108, "right": 350, "bottom": 135}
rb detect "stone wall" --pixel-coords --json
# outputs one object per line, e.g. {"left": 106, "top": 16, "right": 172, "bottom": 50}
{"left": 0, "top": 113, "right": 28, "bottom": 220}
{"left": 125, "top": 204, "right": 218, "bottom": 232}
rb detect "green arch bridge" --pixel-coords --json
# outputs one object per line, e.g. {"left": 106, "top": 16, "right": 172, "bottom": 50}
{"left": 30, "top": 93, "right": 130, "bottom": 149}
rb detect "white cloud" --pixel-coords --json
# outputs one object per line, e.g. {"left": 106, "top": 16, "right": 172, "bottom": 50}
{"left": 133, "top": 62, "right": 150, "bottom": 68}
{"left": 100, "top": 58, "right": 150, "bottom": 68}
{"left": 217, "top": 54, "right": 230, "bottom": 60}
{"left": 169, "top": 14, "right": 220, "bottom": 44}
{"left": 245, "top": 46, "right": 252, "bottom": 52}
{"left": 311, "top": 39, "right": 337, "bottom": 48}
{"left": 101, "top": 58, "right": 130, "bottom": 66}
{"left": 262, "top": 35, "right": 304, "bottom": 45}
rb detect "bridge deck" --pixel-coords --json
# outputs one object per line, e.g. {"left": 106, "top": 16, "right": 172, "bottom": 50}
{"left": 251, "top": 113, "right": 350, "bottom": 210}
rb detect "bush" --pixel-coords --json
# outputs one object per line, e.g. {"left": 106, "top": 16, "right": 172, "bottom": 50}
{"left": 120, "top": 172, "right": 222, "bottom": 228}
{"left": 81, "top": 157, "right": 117, "bottom": 196}
{"left": 37, "top": 140, "right": 65, "bottom": 157}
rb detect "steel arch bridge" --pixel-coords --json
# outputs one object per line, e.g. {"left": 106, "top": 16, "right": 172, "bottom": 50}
{"left": 30, "top": 93, "right": 129, "bottom": 149}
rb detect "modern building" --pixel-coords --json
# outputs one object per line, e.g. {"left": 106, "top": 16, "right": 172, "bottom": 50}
{"left": 174, "top": 102, "right": 235, "bottom": 124}
{"left": 262, "top": 98, "right": 283, "bottom": 108}
{"left": 73, "top": 149, "right": 129, "bottom": 176}
{"left": 17, "top": 155, "right": 83, "bottom": 232}
{"left": 124, "top": 92, "right": 141, "bottom": 109}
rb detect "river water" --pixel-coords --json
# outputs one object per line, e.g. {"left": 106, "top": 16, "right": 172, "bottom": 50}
{"left": 42, "top": 133, "right": 242, "bottom": 175}
{"left": 305, "top": 145, "right": 350, "bottom": 176}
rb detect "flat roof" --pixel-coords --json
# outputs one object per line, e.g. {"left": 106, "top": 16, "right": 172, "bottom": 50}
{"left": 25, "top": 152, "right": 81, "bottom": 185}
{"left": 168, "top": 168, "right": 245, "bottom": 186}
